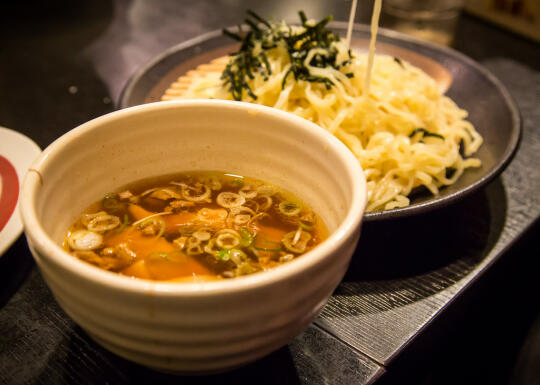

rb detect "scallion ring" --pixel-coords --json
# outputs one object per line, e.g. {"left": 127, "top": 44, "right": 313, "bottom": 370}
{"left": 207, "top": 175, "right": 222, "bottom": 191}
{"left": 136, "top": 216, "right": 166, "bottom": 238}
{"left": 299, "top": 221, "right": 313, "bottom": 231}
{"left": 255, "top": 195, "right": 273, "bottom": 211}
{"left": 279, "top": 201, "right": 301, "bottom": 216}
{"left": 256, "top": 185, "right": 277, "bottom": 196}
{"left": 233, "top": 214, "right": 251, "bottom": 225}
{"left": 204, "top": 239, "right": 220, "bottom": 257}
{"left": 102, "top": 193, "right": 121, "bottom": 211}
{"left": 240, "top": 227, "right": 254, "bottom": 247}
{"left": 218, "top": 249, "right": 230, "bottom": 261}
{"left": 186, "top": 244, "right": 204, "bottom": 255}
{"left": 229, "top": 206, "right": 256, "bottom": 216}
{"left": 238, "top": 185, "right": 257, "bottom": 199}
{"left": 216, "top": 232, "right": 241, "bottom": 249}
{"left": 248, "top": 212, "right": 270, "bottom": 226}
{"left": 173, "top": 236, "right": 188, "bottom": 249}
{"left": 282, "top": 230, "right": 311, "bottom": 253}
{"left": 187, "top": 236, "right": 202, "bottom": 247}
{"left": 80, "top": 211, "right": 108, "bottom": 227}
{"left": 192, "top": 230, "right": 211, "bottom": 241}
{"left": 231, "top": 179, "right": 244, "bottom": 187}
{"left": 216, "top": 192, "right": 245, "bottom": 208}
{"left": 228, "top": 248, "right": 247, "bottom": 265}
{"left": 181, "top": 184, "right": 211, "bottom": 202}
{"left": 87, "top": 214, "right": 121, "bottom": 233}
{"left": 67, "top": 230, "right": 103, "bottom": 251}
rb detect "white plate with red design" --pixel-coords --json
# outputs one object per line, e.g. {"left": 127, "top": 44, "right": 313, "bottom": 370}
{"left": 0, "top": 126, "right": 41, "bottom": 256}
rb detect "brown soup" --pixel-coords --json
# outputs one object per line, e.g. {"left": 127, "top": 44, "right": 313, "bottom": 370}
{"left": 64, "top": 172, "right": 327, "bottom": 282}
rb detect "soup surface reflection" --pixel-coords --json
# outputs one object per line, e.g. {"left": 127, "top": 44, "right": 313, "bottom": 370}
{"left": 64, "top": 172, "right": 327, "bottom": 282}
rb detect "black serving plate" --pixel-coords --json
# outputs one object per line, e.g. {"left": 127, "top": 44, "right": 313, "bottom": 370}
{"left": 119, "top": 22, "right": 521, "bottom": 222}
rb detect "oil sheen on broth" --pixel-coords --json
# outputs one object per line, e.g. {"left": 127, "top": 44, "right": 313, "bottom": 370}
{"left": 64, "top": 172, "right": 327, "bottom": 282}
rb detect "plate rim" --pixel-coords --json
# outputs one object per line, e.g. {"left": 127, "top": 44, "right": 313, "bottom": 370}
{"left": 0, "top": 126, "right": 41, "bottom": 256}
{"left": 118, "top": 23, "right": 522, "bottom": 222}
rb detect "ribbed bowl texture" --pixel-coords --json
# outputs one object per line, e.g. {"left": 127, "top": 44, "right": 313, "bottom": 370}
{"left": 20, "top": 100, "right": 366, "bottom": 373}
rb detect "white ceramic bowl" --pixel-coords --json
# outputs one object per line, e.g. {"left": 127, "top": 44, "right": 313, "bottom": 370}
{"left": 20, "top": 100, "right": 366, "bottom": 373}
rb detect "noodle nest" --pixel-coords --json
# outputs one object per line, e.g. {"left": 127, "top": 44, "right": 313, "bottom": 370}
{"left": 162, "top": 26, "right": 483, "bottom": 212}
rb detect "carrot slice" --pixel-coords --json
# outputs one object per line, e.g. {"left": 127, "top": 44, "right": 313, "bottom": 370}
{"left": 105, "top": 229, "right": 177, "bottom": 255}
{"left": 128, "top": 204, "right": 154, "bottom": 221}
{"left": 253, "top": 224, "right": 287, "bottom": 259}
{"left": 128, "top": 204, "right": 196, "bottom": 233}
{"left": 106, "top": 223, "right": 213, "bottom": 280}
{"left": 121, "top": 260, "right": 152, "bottom": 279}
{"left": 145, "top": 257, "right": 212, "bottom": 280}
{"left": 163, "top": 212, "right": 196, "bottom": 233}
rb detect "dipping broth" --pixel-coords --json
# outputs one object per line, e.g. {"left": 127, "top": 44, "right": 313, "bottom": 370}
{"left": 64, "top": 172, "right": 328, "bottom": 282}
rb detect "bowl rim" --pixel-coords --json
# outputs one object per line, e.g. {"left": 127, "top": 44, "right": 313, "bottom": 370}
{"left": 20, "top": 99, "right": 367, "bottom": 297}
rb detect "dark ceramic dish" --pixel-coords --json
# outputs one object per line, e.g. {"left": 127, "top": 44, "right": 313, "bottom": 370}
{"left": 118, "top": 23, "right": 521, "bottom": 222}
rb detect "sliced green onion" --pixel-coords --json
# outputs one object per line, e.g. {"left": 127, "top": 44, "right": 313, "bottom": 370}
{"left": 102, "top": 193, "right": 121, "bottom": 211}
{"left": 216, "top": 232, "right": 241, "bottom": 249}
{"left": 279, "top": 201, "right": 301, "bottom": 216}
{"left": 187, "top": 244, "right": 204, "bottom": 255}
{"left": 218, "top": 249, "right": 230, "bottom": 261}
{"left": 240, "top": 227, "right": 254, "bottom": 247}
{"left": 233, "top": 214, "right": 251, "bottom": 225}
{"left": 254, "top": 235, "right": 281, "bottom": 252}
{"left": 137, "top": 216, "right": 166, "bottom": 238}
{"left": 235, "top": 261, "right": 258, "bottom": 276}
{"left": 204, "top": 239, "right": 220, "bottom": 257}
{"left": 181, "top": 184, "right": 211, "bottom": 202}
{"left": 110, "top": 214, "right": 130, "bottom": 235}
{"left": 238, "top": 185, "right": 257, "bottom": 198}
{"left": 216, "top": 192, "right": 246, "bottom": 208}
{"left": 232, "top": 179, "right": 244, "bottom": 187}
{"left": 173, "top": 236, "right": 188, "bottom": 249}
{"left": 255, "top": 195, "right": 273, "bottom": 211}
{"left": 192, "top": 230, "right": 211, "bottom": 241}
{"left": 282, "top": 230, "right": 311, "bottom": 253}
{"left": 87, "top": 214, "right": 121, "bottom": 232}
{"left": 256, "top": 185, "right": 277, "bottom": 196}
{"left": 299, "top": 221, "right": 313, "bottom": 231}
{"left": 207, "top": 175, "right": 222, "bottom": 190}
{"left": 119, "top": 214, "right": 129, "bottom": 232}
{"left": 67, "top": 230, "right": 103, "bottom": 251}
{"left": 228, "top": 249, "right": 247, "bottom": 265}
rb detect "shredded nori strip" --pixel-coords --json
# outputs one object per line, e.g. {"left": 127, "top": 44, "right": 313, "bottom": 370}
{"left": 221, "top": 10, "right": 354, "bottom": 101}
{"left": 445, "top": 167, "right": 457, "bottom": 178}
{"left": 409, "top": 128, "right": 445, "bottom": 140}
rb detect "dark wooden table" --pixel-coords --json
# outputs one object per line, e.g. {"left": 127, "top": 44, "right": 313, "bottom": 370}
{"left": 1, "top": 1, "right": 539, "bottom": 384}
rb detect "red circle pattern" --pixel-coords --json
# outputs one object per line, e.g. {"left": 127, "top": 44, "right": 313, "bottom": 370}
{"left": 0, "top": 155, "right": 19, "bottom": 232}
